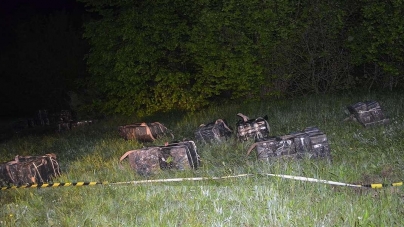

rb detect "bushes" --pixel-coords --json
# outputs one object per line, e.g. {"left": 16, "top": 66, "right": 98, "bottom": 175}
{"left": 79, "top": 0, "right": 404, "bottom": 116}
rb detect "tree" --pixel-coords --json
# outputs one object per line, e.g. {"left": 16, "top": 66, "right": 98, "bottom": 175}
{"left": 346, "top": 0, "right": 404, "bottom": 90}
{"left": 79, "top": 0, "right": 404, "bottom": 117}
{"left": 80, "top": 0, "right": 298, "bottom": 115}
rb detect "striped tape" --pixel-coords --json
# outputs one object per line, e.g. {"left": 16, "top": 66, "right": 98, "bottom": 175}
{"left": 1, "top": 181, "right": 106, "bottom": 190}
{"left": 261, "top": 173, "right": 403, "bottom": 189}
{"left": 361, "top": 182, "right": 403, "bottom": 189}
{"left": 108, "top": 174, "right": 253, "bottom": 185}
{"left": 1, "top": 173, "right": 402, "bottom": 190}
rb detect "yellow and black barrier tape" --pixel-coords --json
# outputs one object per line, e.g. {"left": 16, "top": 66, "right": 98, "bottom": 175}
{"left": 261, "top": 173, "right": 404, "bottom": 189}
{"left": 1, "top": 181, "right": 107, "bottom": 190}
{"left": 1, "top": 173, "right": 403, "bottom": 190}
{"left": 361, "top": 182, "right": 403, "bottom": 189}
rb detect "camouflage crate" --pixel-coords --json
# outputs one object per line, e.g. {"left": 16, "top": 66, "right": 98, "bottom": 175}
{"left": 119, "top": 147, "right": 162, "bottom": 176}
{"left": 247, "top": 127, "right": 331, "bottom": 161}
{"left": 118, "top": 122, "right": 173, "bottom": 142}
{"left": 119, "top": 141, "right": 200, "bottom": 176}
{"left": 346, "top": 101, "right": 389, "bottom": 127}
{"left": 304, "top": 127, "right": 331, "bottom": 158}
{"left": 0, "top": 154, "right": 61, "bottom": 187}
{"left": 159, "top": 141, "right": 200, "bottom": 170}
{"left": 236, "top": 113, "right": 270, "bottom": 141}
{"left": 194, "top": 119, "right": 233, "bottom": 143}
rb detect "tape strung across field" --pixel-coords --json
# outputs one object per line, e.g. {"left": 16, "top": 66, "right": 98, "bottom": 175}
{"left": 1, "top": 173, "right": 403, "bottom": 190}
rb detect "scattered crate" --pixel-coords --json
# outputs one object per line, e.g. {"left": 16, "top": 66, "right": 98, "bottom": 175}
{"left": 0, "top": 153, "right": 61, "bottom": 187}
{"left": 236, "top": 113, "right": 270, "bottom": 141}
{"left": 247, "top": 127, "right": 331, "bottom": 161}
{"left": 118, "top": 122, "right": 173, "bottom": 142}
{"left": 119, "top": 140, "right": 200, "bottom": 176}
{"left": 346, "top": 101, "right": 389, "bottom": 127}
{"left": 194, "top": 119, "right": 233, "bottom": 143}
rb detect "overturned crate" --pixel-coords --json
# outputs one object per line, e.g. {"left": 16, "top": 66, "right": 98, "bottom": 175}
{"left": 247, "top": 127, "right": 331, "bottom": 161}
{"left": 194, "top": 119, "right": 233, "bottom": 143}
{"left": 119, "top": 147, "right": 162, "bottom": 177}
{"left": 118, "top": 122, "right": 173, "bottom": 142}
{"left": 346, "top": 101, "right": 389, "bottom": 127}
{"left": 0, "top": 153, "right": 61, "bottom": 187}
{"left": 119, "top": 140, "right": 200, "bottom": 176}
{"left": 159, "top": 141, "right": 200, "bottom": 170}
{"left": 236, "top": 113, "right": 270, "bottom": 141}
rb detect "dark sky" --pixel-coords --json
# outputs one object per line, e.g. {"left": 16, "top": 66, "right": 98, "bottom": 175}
{"left": 0, "top": 0, "right": 82, "bottom": 27}
{"left": 0, "top": 0, "right": 83, "bottom": 43}
{"left": 0, "top": 0, "right": 80, "bottom": 13}
{"left": 0, "top": 0, "right": 87, "bottom": 120}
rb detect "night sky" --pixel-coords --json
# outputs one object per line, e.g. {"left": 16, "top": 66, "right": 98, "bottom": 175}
{"left": 0, "top": 0, "right": 87, "bottom": 120}
{"left": 0, "top": 0, "right": 82, "bottom": 46}
{"left": 0, "top": 0, "right": 81, "bottom": 19}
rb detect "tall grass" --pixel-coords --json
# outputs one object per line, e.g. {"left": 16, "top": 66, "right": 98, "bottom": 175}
{"left": 1, "top": 91, "right": 404, "bottom": 226}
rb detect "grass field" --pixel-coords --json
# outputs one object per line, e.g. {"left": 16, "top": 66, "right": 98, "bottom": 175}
{"left": 1, "top": 91, "right": 404, "bottom": 226}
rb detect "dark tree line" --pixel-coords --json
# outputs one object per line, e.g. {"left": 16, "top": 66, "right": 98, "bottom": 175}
{"left": 78, "top": 0, "right": 404, "bottom": 116}
{"left": 1, "top": 0, "right": 403, "bottom": 119}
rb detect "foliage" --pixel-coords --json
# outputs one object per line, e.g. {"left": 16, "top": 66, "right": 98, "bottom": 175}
{"left": 79, "top": 0, "right": 404, "bottom": 116}
{"left": 286, "top": 0, "right": 354, "bottom": 93}
{"left": 346, "top": 0, "right": 404, "bottom": 90}
{"left": 81, "top": 0, "right": 268, "bottom": 116}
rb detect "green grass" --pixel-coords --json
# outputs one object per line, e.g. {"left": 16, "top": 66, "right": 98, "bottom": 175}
{"left": 1, "top": 91, "right": 404, "bottom": 226}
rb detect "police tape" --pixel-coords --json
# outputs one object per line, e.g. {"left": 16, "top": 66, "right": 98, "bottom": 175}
{"left": 0, "top": 181, "right": 106, "bottom": 190}
{"left": 261, "top": 173, "right": 403, "bottom": 189}
{"left": 1, "top": 173, "right": 402, "bottom": 190}
{"left": 0, "top": 174, "right": 251, "bottom": 190}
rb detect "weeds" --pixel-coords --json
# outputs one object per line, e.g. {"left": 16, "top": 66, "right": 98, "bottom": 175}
{"left": 1, "top": 91, "right": 404, "bottom": 226}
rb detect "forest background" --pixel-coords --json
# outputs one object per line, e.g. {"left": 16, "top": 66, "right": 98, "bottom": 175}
{"left": 0, "top": 0, "right": 403, "bottom": 119}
